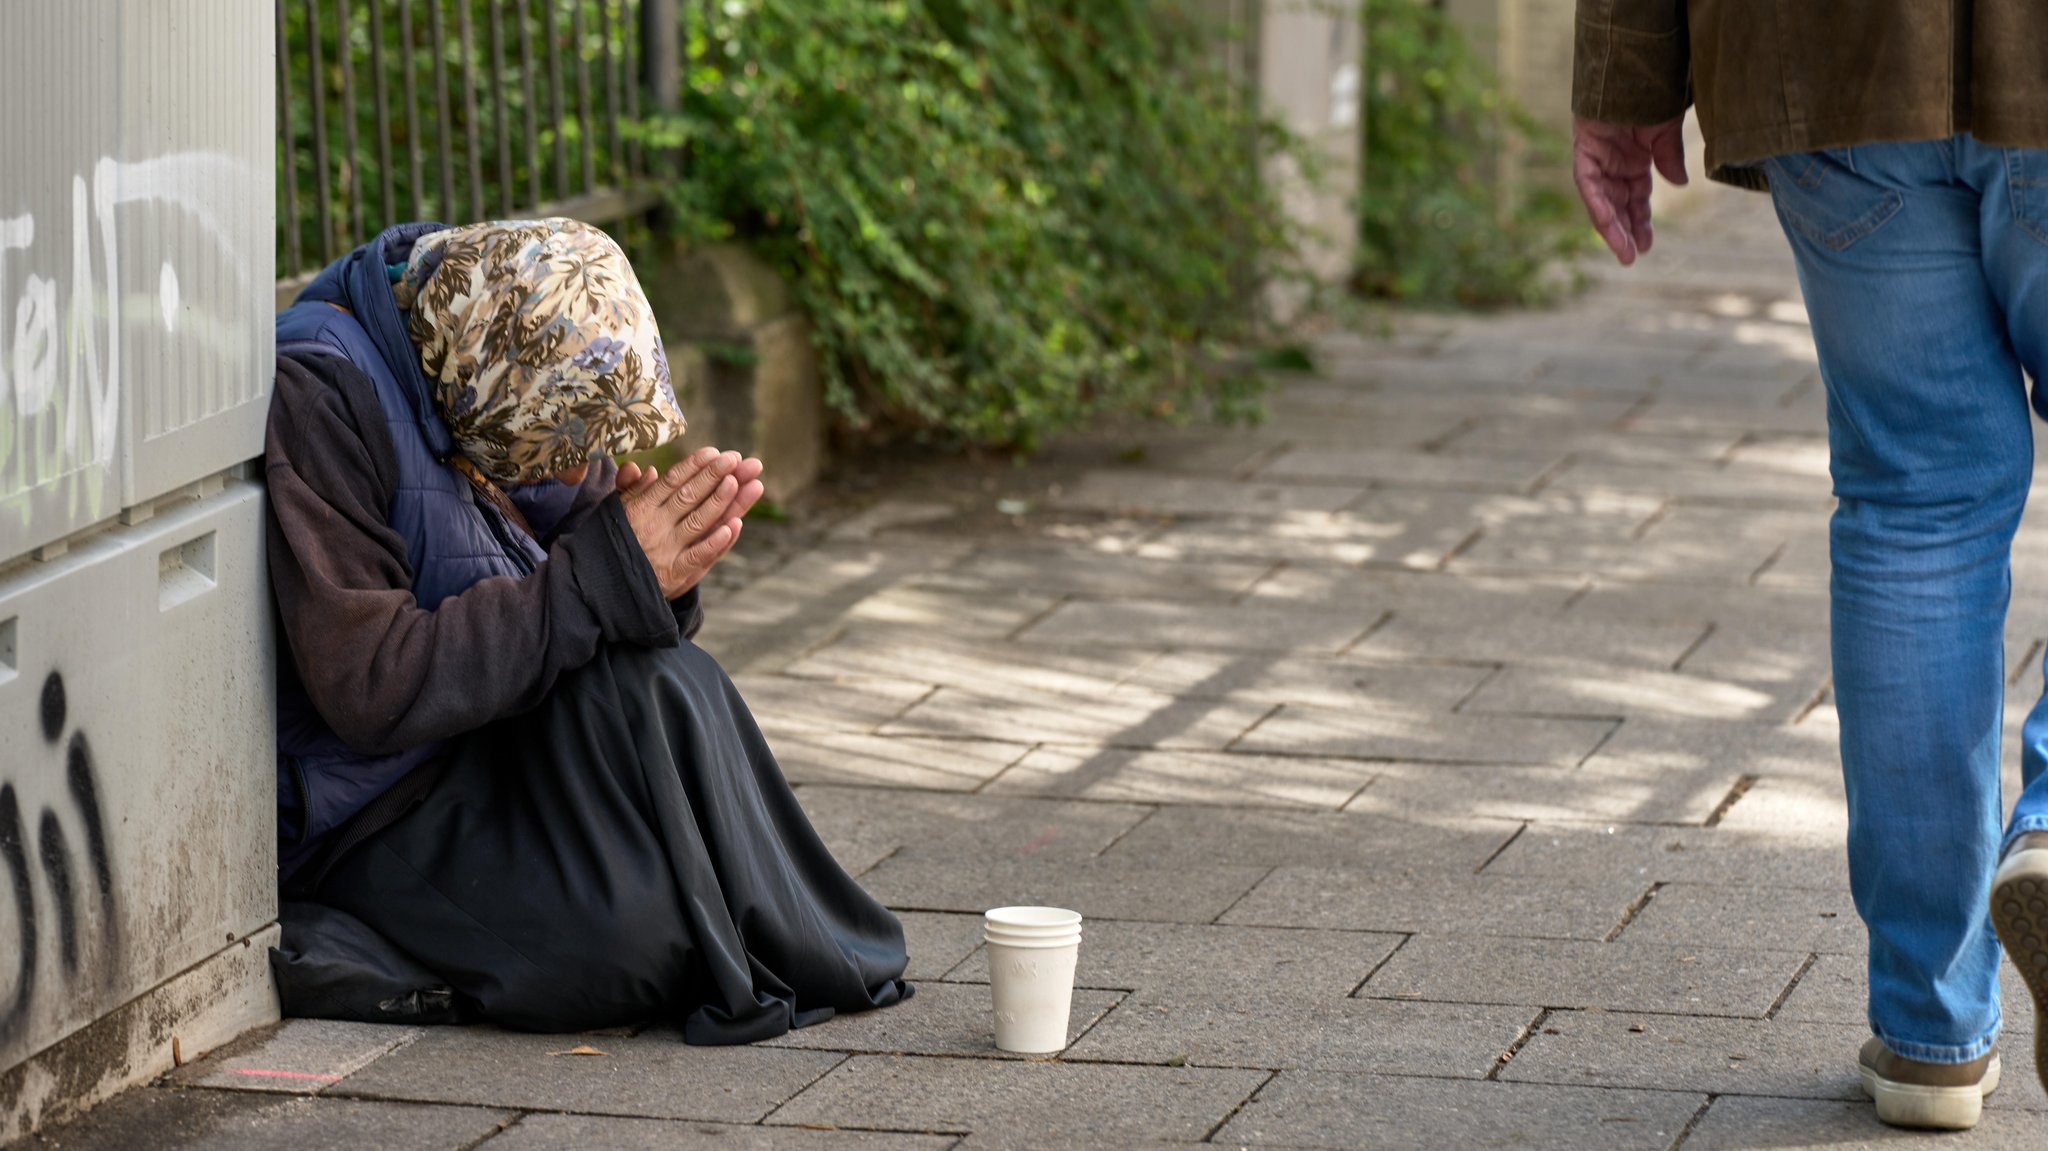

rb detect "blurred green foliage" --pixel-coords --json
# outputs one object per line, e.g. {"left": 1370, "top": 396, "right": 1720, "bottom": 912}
{"left": 1358, "top": 0, "right": 1589, "bottom": 307}
{"left": 651, "top": 0, "right": 1307, "bottom": 450}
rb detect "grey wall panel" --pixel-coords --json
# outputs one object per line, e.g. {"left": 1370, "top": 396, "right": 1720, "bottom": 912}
{"left": 0, "top": 482, "right": 275, "bottom": 1071}
{"left": 0, "top": 1, "right": 274, "bottom": 561}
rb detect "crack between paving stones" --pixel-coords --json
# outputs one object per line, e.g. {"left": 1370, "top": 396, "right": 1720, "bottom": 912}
{"left": 1604, "top": 882, "right": 1667, "bottom": 943}
{"left": 1419, "top": 417, "right": 1479, "bottom": 454}
{"left": 1335, "top": 611, "right": 1394, "bottom": 656}
{"left": 1574, "top": 719, "right": 1626, "bottom": 769}
{"left": 1335, "top": 771, "right": 1381, "bottom": 810}
{"left": 1763, "top": 952, "right": 1820, "bottom": 1020}
{"left": 850, "top": 844, "right": 900, "bottom": 881}
{"left": 967, "top": 741, "right": 1043, "bottom": 795}
{"left": 1448, "top": 665, "right": 1505, "bottom": 714}
{"left": 1779, "top": 374, "right": 1821, "bottom": 408}
{"left": 1003, "top": 594, "right": 1071, "bottom": 642}
{"left": 1747, "top": 541, "right": 1788, "bottom": 585}
{"left": 1200, "top": 1069, "right": 1279, "bottom": 1143}
{"left": 1472, "top": 823, "right": 1530, "bottom": 875}
{"left": 1559, "top": 579, "right": 1597, "bottom": 612}
{"left": 1631, "top": 501, "right": 1674, "bottom": 541}
{"left": 754, "top": 1052, "right": 856, "bottom": 1129}
{"left": 1347, "top": 997, "right": 1808, "bottom": 1022}
{"left": 1055, "top": 990, "right": 1130, "bottom": 1055}
{"left": 1523, "top": 454, "right": 1575, "bottom": 497}
{"left": 1670, "top": 623, "right": 1717, "bottom": 672}
{"left": 1436, "top": 528, "right": 1485, "bottom": 571}
{"left": 1487, "top": 1007, "right": 1554, "bottom": 1081}
{"left": 1232, "top": 442, "right": 1293, "bottom": 480}
{"left": 454, "top": 1111, "right": 526, "bottom": 1150}
{"left": 1611, "top": 394, "right": 1658, "bottom": 433}
{"left": 1232, "top": 559, "right": 1290, "bottom": 606}
{"left": 1092, "top": 807, "right": 1160, "bottom": 859}
{"left": 1347, "top": 932, "right": 1414, "bottom": 997}
{"left": 1666, "top": 1093, "right": 1719, "bottom": 1150}
{"left": 1792, "top": 678, "right": 1832, "bottom": 724}
{"left": 1208, "top": 866, "right": 1277, "bottom": 925}
{"left": 1222, "top": 703, "right": 1285, "bottom": 751}
{"left": 1716, "top": 433, "right": 1754, "bottom": 467}
{"left": 1702, "top": 775, "right": 1759, "bottom": 827}
{"left": 2011, "top": 639, "right": 2044, "bottom": 687}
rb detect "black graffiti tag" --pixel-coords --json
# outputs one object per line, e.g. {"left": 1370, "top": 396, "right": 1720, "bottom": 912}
{"left": 1, "top": 671, "right": 116, "bottom": 1049}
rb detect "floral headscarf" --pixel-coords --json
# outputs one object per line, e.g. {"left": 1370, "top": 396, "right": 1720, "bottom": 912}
{"left": 396, "top": 217, "right": 685, "bottom": 483}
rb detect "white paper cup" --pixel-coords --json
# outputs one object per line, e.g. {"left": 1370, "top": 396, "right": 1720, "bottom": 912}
{"left": 984, "top": 907, "right": 1082, "bottom": 1054}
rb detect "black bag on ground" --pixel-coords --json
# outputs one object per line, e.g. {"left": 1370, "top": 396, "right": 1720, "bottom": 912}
{"left": 271, "top": 900, "right": 465, "bottom": 1025}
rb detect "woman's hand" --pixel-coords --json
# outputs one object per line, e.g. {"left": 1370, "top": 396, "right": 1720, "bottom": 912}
{"left": 618, "top": 447, "right": 766, "bottom": 598}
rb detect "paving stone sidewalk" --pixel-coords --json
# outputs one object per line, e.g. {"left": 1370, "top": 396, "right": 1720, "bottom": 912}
{"left": 26, "top": 196, "right": 2048, "bottom": 1149}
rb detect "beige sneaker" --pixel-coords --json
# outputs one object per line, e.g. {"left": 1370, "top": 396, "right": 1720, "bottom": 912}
{"left": 1989, "top": 829, "right": 2048, "bottom": 1095}
{"left": 1857, "top": 1038, "right": 2000, "bottom": 1130}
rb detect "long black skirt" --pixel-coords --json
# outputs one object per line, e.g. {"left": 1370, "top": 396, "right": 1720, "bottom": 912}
{"left": 311, "top": 639, "right": 912, "bottom": 1044}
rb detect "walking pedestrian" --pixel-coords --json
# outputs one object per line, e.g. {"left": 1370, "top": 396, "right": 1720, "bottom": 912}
{"left": 1571, "top": 1, "right": 2048, "bottom": 1130}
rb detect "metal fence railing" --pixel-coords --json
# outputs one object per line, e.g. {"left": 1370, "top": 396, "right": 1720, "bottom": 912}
{"left": 276, "top": 0, "right": 681, "bottom": 291}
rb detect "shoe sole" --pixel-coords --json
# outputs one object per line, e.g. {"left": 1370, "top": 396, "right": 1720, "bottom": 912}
{"left": 1989, "top": 848, "right": 2048, "bottom": 1096}
{"left": 1857, "top": 1057, "right": 1999, "bottom": 1131}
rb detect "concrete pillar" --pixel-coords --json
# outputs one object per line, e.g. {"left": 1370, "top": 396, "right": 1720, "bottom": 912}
{"left": 1445, "top": 0, "right": 1578, "bottom": 200}
{"left": 1252, "top": 0, "right": 1364, "bottom": 322}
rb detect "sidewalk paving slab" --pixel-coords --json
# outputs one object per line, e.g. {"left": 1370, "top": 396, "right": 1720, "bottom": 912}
{"left": 12, "top": 1090, "right": 511, "bottom": 1151}
{"left": 764, "top": 1056, "right": 1269, "bottom": 1144}
{"left": 1215, "top": 1072, "right": 1704, "bottom": 1151}
{"left": 983, "top": 746, "right": 1379, "bottom": 810}
{"left": 1683, "top": 1096, "right": 2048, "bottom": 1150}
{"left": 328, "top": 1029, "right": 845, "bottom": 1124}
{"left": 1617, "top": 881, "right": 1864, "bottom": 954}
{"left": 1359, "top": 935, "right": 1808, "bottom": 1017}
{"left": 855, "top": 855, "right": 1271, "bottom": 924}
{"left": 940, "top": 920, "right": 1406, "bottom": 1002}
{"left": 174, "top": 1019, "right": 421, "bottom": 1095}
{"left": 1092, "top": 805, "right": 1517, "bottom": 869}
{"left": 1219, "top": 867, "right": 1648, "bottom": 941}
{"left": 1346, "top": 761, "right": 1738, "bottom": 826}
{"left": 1484, "top": 823, "right": 1850, "bottom": 890}
{"left": 481, "top": 1115, "right": 956, "bottom": 1151}
{"left": 760, "top": 981, "right": 1121, "bottom": 1060}
{"left": 1062, "top": 996, "right": 1535, "bottom": 1078}
{"left": 1233, "top": 706, "right": 1616, "bottom": 767}
{"left": 1773, "top": 951, "right": 2038, "bottom": 1034}
{"left": 1501, "top": 1011, "right": 2048, "bottom": 1110}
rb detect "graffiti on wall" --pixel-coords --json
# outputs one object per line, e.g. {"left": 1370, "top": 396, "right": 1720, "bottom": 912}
{"left": 0, "top": 152, "right": 254, "bottom": 533}
{"left": 0, "top": 672, "right": 117, "bottom": 1049}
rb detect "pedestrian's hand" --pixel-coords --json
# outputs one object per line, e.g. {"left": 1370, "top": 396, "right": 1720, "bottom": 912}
{"left": 618, "top": 446, "right": 766, "bottom": 598}
{"left": 1572, "top": 115, "right": 1688, "bottom": 266}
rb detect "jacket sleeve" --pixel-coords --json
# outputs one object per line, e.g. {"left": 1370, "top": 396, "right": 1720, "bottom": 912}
{"left": 263, "top": 352, "right": 680, "bottom": 755}
{"left": 1573, "top": 0, "right": 1691, "bottom": 124}
{"left": 549, "top": 458, "right": 707, "bottom": 640}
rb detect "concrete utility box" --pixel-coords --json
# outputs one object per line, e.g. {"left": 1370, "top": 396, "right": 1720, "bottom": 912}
{"left": 0, "top": 1, "right": 279, "bottom": 1139}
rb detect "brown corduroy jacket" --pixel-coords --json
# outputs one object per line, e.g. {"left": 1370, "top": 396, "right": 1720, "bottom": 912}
{"left": 1573, "top": 1, "right": 2048, "bottom": 189}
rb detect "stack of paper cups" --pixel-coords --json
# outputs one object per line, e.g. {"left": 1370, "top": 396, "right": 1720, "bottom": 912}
{"left": 983, "top": 906, "right": 1083, "bottom": 1054}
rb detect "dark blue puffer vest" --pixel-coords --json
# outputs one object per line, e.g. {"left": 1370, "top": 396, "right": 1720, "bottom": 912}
{"left": 274, "top": 222, "right": 571, "bottom": 875}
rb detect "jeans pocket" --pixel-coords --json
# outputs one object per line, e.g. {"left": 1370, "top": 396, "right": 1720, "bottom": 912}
{"left": 1766, "top": 149, "right": 1905, "bottom": 251}
{"left": 2005, "top": 149, "right": 2048, "bottom": 247}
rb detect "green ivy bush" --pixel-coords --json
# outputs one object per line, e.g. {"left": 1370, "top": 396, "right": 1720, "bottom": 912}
{"left": 655, "top": 0, "right": 1306, "bottom": 450}
{"left": 1358, "top": 0, "right": 1589, "bottom": 307}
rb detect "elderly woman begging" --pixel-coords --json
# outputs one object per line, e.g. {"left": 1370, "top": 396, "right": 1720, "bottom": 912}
{"left": 264, "top": 219, "right": 910, "bottom": 1043}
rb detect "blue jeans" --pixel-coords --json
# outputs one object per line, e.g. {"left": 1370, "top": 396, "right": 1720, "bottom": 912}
{"left": 1766, "top": 135, "right": 2048, "bottom": 1064}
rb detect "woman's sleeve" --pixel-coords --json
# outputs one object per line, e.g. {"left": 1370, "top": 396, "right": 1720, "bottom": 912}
{"left": 264, "top": 352, "right": 680, "bottom": 755}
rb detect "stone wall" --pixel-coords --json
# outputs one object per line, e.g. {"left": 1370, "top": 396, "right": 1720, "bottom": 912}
{"left": 641, "top": 243, "right": 828, "bottom": 503}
